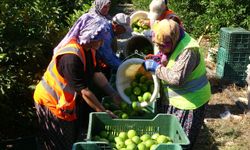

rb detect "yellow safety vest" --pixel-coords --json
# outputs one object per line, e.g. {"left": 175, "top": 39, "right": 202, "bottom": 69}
{"left": 162, "top": 33, "right": 211, "bottom": 110}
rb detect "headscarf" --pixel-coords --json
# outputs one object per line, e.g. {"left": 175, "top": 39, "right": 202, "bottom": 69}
{"left": 152, "top": 19, "right": 184, "bottom": 52}
{"left": 148, "top": 0, "right": 166, "bottom": 23}
{"left": 89, "top": 0, "right": 111, "bottom": 19}
{"left": 53, "top": 13, "right": 110, "bottom": 54}
{"left": 112, "top": 13, "right": 132, "bottom": 33}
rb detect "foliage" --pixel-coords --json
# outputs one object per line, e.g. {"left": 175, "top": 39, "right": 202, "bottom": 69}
{"left": 0, "top": 0, "right": 66, "bottom": 138}
{"left": 131, "top": 0, "right": 250, "bottom": 46}
{"left": 66, "top": 0, "right": 93, "bottom": 26}
{"left": 66, "top": 0, "right": 123, "bottom": 26}
{"left": 131, "top": 0, "right": 151, "bottom": 11}
{"left": 168, "top": 0, "right": 250, "bottom": 45}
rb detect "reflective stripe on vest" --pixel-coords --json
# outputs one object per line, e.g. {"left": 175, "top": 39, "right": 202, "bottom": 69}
{"left": 166, "top": 74, "right": 208, "bottom": 97}
{"left": 34, "top": 38, "right": 96, "bottom": 121}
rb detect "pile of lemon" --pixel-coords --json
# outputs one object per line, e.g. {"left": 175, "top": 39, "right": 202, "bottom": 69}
{"left": 131, "top": 20, "right": 150, "bottom": 33}
{"left": 93, "top": 129, "right": 173, "bottom": 150}
{"left": 124, "top": 73, "right": 154, "bottom": 105}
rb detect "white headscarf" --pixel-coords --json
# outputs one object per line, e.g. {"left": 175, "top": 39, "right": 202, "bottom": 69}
{"left": 148, "top": 0, "right": 166, "bottom": 24}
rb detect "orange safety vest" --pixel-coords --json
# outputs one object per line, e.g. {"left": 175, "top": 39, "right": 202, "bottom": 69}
{"left": 33, "top": 38, "right": 96, "bottom": 121}
{"left": 159, "top": 9, "right": 184, "bottom": 29}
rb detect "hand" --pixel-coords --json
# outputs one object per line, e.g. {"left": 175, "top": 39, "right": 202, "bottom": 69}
{"left": 143, "top": 30, "right": 152, "bottom": 38}
{"left": 138, "top": 19, "right": 150, "bottom": 27}
{"left": 143, "top": 59, "right": 160, "bottom": 73}
{"left": 111, "top": 92, "right": 122, "bottom": 106}
{"left": 145, "top": 54, "right": 162, "bottom": 63}
{"left": 106, "top": 110, "right": 118, "bottom": 119}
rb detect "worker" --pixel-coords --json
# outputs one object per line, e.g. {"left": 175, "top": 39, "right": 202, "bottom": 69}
{"left": 97, "top": 13, "right": 131, "bottom": 81}
{"left": 139, "top": 0, "right": 184, "bottom": 29}
{"left": 33, "top": 13, "right": 121, "bottom": 149}
{"left": 89, "top": 0, "right": 112, "bottom": 20}
{"left": 143, "top": 19, "right": 211, "bottom": 150}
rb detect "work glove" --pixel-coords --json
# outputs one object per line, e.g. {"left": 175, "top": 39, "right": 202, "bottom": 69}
{"left": 145, "top": 54, "right": 162, "bottom": 64}
{"left": 143, "top": 59, "right": 160, "bottom": 73}
{"left": 143, "top": 30, "right": 152, "bottom": 38}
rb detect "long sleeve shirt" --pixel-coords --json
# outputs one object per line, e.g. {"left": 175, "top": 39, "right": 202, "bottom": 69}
{"left": 156, "top": 48, "right": 200, "bottom": 86}
{"left": 97, "top": 24, "right": 122, "bottom": 71}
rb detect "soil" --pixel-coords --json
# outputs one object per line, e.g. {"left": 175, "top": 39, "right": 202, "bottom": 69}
{"left": 193, "top": 37, "right": 250, "bottom": 150}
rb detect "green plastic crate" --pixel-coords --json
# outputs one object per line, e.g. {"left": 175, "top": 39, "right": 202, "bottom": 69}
{"left": 156, "top": 144, "right": 182, "bottom": 150}
{"left": 219, "top": 27, "right": 250, "bottom": 51}
{"left": 216, "top": 47, "right": 250, "bottom": 66}
{"left": 87, "top": 112, "right": 189, "bottom": 146}
{"left": 72, "top": 142, "right": 182, "bottom": 150}
{"left": 216, "top": 63, "right": 247, "bottom": 85}
{"left": 72, "top": 142, "right": 110, "bottom": 150}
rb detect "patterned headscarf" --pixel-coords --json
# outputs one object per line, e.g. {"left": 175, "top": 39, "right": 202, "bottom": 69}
{"left": 89, "top": 0, "right": 111, "bottom": 19}
{"left": 152, "top": 19, "right": 184, "bottom": 52}
{"left": 53, "top": 13, "right": 110, "bottom": 54}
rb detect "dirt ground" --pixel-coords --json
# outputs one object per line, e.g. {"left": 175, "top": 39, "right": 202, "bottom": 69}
{"left": 193, "top": 37, "right": 250, "bottom": 150}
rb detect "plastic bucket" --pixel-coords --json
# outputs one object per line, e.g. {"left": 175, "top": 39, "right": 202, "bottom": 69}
{"left": 125, "top": 35, "right": 153, "bottom": 57}
{"left": 130, "top": 10, "right": 149, "bottom": 27}
{"left": 116, "top": 58, "right": 160, "bottom": 107}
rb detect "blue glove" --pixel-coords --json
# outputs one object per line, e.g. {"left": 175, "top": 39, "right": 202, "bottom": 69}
{"left": 143, "top": 59, "right": 160, "bottom": 73}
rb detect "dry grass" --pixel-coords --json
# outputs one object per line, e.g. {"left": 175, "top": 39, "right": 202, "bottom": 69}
{"left": 193, "top": 39, "right": 250, "bottom": 150}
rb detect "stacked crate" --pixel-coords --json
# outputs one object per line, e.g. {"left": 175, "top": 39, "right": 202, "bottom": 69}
{"left": 216, "top": 27, "right": 250, "bottom": 85}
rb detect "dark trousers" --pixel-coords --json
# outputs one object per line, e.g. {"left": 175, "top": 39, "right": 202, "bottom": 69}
{"left": 34, "top": 98, "right": 93, "bottom": 150}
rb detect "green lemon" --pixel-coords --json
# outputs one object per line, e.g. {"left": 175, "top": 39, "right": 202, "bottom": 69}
{"left": 116, "top": 141, "right": 125, "bottom": 149}
{"left": 130, "top": 94, "right": 138, "bottom": 102}
{"left": 127, "top": 129, "right": 137, "bottom": 139}
{"left": 135, "top": 73, "right": 143, "bottom": 81}
{"left": 140, "top": 84, "right": 148, "bottom": 93}
{"left": 108, "top": 134, "right": 115, "bottom": 142}
{"left": 120, "top": 101, "right": 128, "bottom": 110}
{"left": 133, "top": 86, "right": 141, "bottom": 96}
{"left": 140, "top": 134, "right": 151, "bottom": 142}
{"left": 119, "top": 132, "right": 128, "bottom": 141}
{"left": 139, "top": 76, "right": 147, "bottom": 83}
{"left": 137, "top": 143, "right": 146, "bottom": 150}
{"left": 156, "top": 135, "right": 168, "bottom": 144}
{"left": 142, "top": 92, "right": 152, "bottom": 102}
{"left": 131, "top": 81, "right": 138, "bottom": 87}
{"left": 132, "top": 101, "right": 141, "bottom": 111}
{"left": 145, "top": 139, "right": 156, "bottom": 148}
{"left": 124, "top": 139, "right": 134, "bottom": 146}
{"left": 138, "top": 96, "right": 143, "bottom": 102}
{"left": 114, "top": 136, "right": 123, "bottom": 143}
{"left": 131, "top": 136, "right": 141, "bottom": 144}
{"left": 151, "top": 133, "right": 160, "bottom": 140}
{"left": 93, "top": 135, "right": 101, "bottom": 141}
{"left": 121, "top": 113, "right": 129, "bottom": 119}
{"left": 146, "top": 80, "right": 153, "bottom": 85}
{"left": 127, "top": 143, "right": 137, "bottom": 150}
{"left": 124, "top": 87, "right": 132, "bottom": 96}
{"left": 150, "top": 144, "right": 158, "bottom": 150}
{"left": 100, "top": 130, "right": 108, "bottom": 138}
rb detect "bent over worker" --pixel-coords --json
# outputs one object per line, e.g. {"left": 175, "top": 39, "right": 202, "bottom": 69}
{"left": 33, "top": 13, "right": 121, "bottom": 150}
